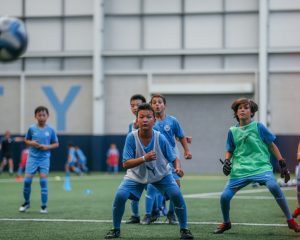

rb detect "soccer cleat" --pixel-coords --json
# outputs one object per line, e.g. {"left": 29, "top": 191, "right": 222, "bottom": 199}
{"left": 180, "top": 229, "right": 194, "bottom": 239}
{"left": 293, "top": 208, "right": 300, "bottom": 218}
{"left": 105, "top": 229, "right": 120, "bottom": 239}
{"left": 15, "top": 176, "right": 24, "bottom": 182}
{"left": 141, "top": 214, "right": 152, "bottom": 225}
{"left": 166, "top": 212, "right": 178, "bottom": 225}
{"left": 213, "top": 222, "right": 232, "bottom": 234}
{"left": 125, "top": 215, "right": 140, "bottom": 224}
{"left": 40, "top": 206, "right": 48, "bottom": 214}
{"left": 287, "top": 218, "right": 300, "bottom": 232}
{"left": 19, "top": 202, "right": 30, "bottom": 212}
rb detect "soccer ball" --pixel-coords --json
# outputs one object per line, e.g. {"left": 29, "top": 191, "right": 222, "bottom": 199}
{"left": 0, "top": 16, "right": 28, "bottom": 62}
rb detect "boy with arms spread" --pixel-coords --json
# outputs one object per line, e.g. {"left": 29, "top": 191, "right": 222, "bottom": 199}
{"left": 19, "top": 106, "right": 59, "bottom": 213}
{"left": 105, "top": 103, "right": 193, "bottom": 239}
{"left": 214, "top": 98, "right": 300, "bottom": 234}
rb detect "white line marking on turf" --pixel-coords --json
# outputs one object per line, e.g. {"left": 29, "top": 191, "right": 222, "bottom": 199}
{"left": 183, "top": 187, "right": 296, "bottom": 200}
{"left": 0, "top": 218, "right": 288, "bottom": 227}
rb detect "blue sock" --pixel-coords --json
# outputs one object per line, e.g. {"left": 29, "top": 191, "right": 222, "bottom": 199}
{"left": 131, "top": 200, "right": 139, "bottom": 217}
{"left": 113, "top": 189, "right": 130, "bottom": 229}
{"left": 23, "top": 177, "right": 32, "bottom": 204}
{"left": 167, "top": 185, "right": 187, "bottom": 229}
{"left": 64, "top": 175, "right": 71, "bottom": 191}
{"left": 40, "top": 178, "right": 48, "bottom": 207}
{"left": 267, "top": 179, "right": 292, "bottom": 219}
{"left": 169, "top": 200, "right": 174, "bottom": 215}
{"left": 220, "top": 188, "right": 235, "bottom": 223}
{"left": 145, "top": 184, "right": 156, "bottom": 215}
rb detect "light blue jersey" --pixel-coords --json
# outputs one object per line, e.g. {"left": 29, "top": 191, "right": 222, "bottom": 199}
{"left": 25, "top": 124, "right": 58, "bottom": 159}
{"left": 153, "top": 115, "right": 185, "bottom": 179}
{"left": 25, "top": 124, "right": 58, "bottom": 175}
{"left": 123, "top": 130, "right": 176, "bottom": 165}
{"left": 76, "top": 148, "right": 86, "bottom": 164}
{"left": 153, "top": 115, "right": 185, "bottom": 149}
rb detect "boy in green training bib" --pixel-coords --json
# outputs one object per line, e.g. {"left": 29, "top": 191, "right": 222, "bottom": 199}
{"left": 214, "top": 98, "right": 300, "bottom": 234}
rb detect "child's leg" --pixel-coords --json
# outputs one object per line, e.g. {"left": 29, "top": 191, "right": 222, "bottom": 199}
{"left": 112, "top": 180, "right": 144, "bottom": 229}
{"left": 23, "top": 174, "right": 33, "bottom": 204}
{"left": 112, "top": 189, "right": 130, "bottom": 229}
{"left": 131, "top": 200, "right": 139, "bottom": 217}
{"left": 0, "top": 158, "right": 7, "bottom": 172}
{"left": 265, "top": 176, "right": 292, "bottom": 220}
{"left": 155, "top": 176, "right": 188, "bottom": 229}
{"left": 8, "top": 158, "right": 14, "bottom": 174}
{"left": 40, "top": 174, "right": 48, "bottom": 207}
{"left": 220, "top": 186, "right": 236, "bottom": 223}
{"left": 145, "top": 184, "right": 157, "bottom": 215}
{"left": 219, "top": 178, "right": 248, "bottom": 223}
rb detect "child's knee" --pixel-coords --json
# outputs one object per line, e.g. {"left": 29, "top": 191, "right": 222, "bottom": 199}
{"left": 220, "top": 190, "right": 233, "bottom": 202}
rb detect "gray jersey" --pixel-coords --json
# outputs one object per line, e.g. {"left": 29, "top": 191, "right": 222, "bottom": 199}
{"left": 124, "top": 130, "right": 172, "bottom": 184}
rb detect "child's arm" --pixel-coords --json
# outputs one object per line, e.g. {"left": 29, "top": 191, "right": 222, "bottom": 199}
{"left": 268, "top": 142, "right": 284, "bottom": 160}
{"left": 24, "top": 139, "right": 40, "bottom": 148}
{"left": 173, "top": 158, "right": 184, "bottom": 177}
{"left": 268, "top": 142, "right": 290, "bottom": 183}
{"left": 123, "top": 150, "right": 156, "bottom": 169}
{"left": 178, "top": 137, "right": 192, "bottom": 160}
{"left": 39, "top": 142, "right": 59, "bottom": 151}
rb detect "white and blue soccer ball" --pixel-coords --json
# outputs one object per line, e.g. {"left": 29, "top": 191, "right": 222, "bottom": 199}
{"left": 0, "top": 16, "right": 28, "bottom": 62}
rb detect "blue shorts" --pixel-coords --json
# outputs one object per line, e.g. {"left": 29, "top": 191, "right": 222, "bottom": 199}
{"left": 25, "top": 157, "right": 50, "bottom": 175}
{"left": 118, "top": 174, "right": 178, "bottom": 201}
{"left": 225, "top": 171, "right": 276, "bottom": 190}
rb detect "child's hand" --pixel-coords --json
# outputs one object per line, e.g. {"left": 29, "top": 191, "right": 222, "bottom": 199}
{"left": 184, "top": 151, "right": 192, "bottom": 160}
{"left": 38, "top": 145, "right": 49, "bottom": 151}
{"left": 220, "top": 159, "right": 231, "bottom": 176}
{"left": 31, "top": 140, "right": 40, "bottom": 148}
{"left": 175, "top": 167, "right": 184, "bottom": 177}
{"left": 144, "top": 151, "right": 156, "bottom": 162}
{"left": 279, "top": 159, "right": 290, "bottom": 183}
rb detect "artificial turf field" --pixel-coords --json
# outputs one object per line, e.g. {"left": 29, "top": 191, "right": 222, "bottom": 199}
{"left": 0, "top": 172, "right": 299, "bottom": 240}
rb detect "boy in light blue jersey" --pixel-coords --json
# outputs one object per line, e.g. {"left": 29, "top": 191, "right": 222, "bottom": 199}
{"left": 19, "top": 106, "right": 59, "bottom": 213}
{"left": 148, "top": 94, "right": 192, "bottom": 224}
{"left": 125, "top": 94, "right": 146, "bottom": 224}
{"left": 105, "top": 103, "right": 193, "bottom": 239}
{"left": 65, "top": 143, "right": 81, "bottom": 175}
{"left": 75, "top": 145, "right": 88, "bottom": 173}
{"left": 214, "top": 98, "right": 300, "bottom": 234}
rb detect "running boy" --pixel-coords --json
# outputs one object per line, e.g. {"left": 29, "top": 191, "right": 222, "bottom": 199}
{"left": 126, "top": 94, "right": 146, "bottom": 224}
{"left": 214, "top": 98, "right": 300, "bottom": 234}
{"left": 148, "top": 94, "right": 192, "bottom": 224}
{"left": 19, "top": 106, "right": 59, "bottom": 213}
{"left": 105, "top": 103, "right": 193, "bottom": 239}
{"left": 292, "top": 142, "right": 300, "bottom": 218}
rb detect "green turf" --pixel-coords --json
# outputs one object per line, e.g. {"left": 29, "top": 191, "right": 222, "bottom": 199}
{"left": 0, "top": 173, "right": 299, "bottom": 239}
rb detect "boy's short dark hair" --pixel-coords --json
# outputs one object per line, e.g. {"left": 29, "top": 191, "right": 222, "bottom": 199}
{"left": 137, "top": 103, "right": 155, "bottom": 117}
{"left": 231, "top": 98, "right": 258, "bottom": 121}
{"left": 150, "top": 94, "right": 166, "bottom": 104}
{"left": 34, "top": 106, "right": 49, "bottom": 116}
{"left": 130, "top": 94, "right": 146, "bottom": 103}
